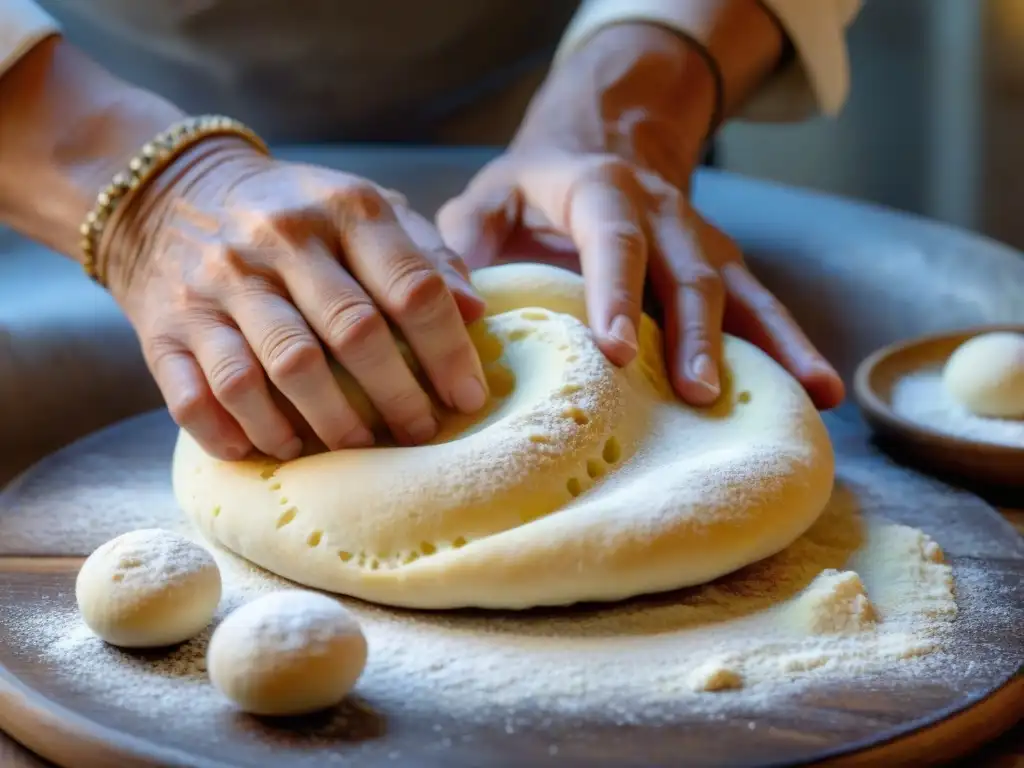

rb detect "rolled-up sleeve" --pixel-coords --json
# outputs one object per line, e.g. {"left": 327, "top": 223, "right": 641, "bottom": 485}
{"left": 1, "top": 0, "right": 60, "bottom": 79}
{"left": 554, "top": 0, "right": 862, "bottom": 121}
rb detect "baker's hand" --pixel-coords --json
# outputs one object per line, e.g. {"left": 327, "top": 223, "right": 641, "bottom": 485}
{"left": 438, "top": 22, "right": 844, "bottom": 411}
{"left": 104, "top": 140, "right": 489, "bottom": 461}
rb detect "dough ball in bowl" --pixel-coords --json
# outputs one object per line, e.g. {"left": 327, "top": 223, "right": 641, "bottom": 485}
{"left": 943, "top": 332, "right": 1024, "bottom": 418}
{"left": 75, "top": 529, "right": 221, "bottom": 648}
{"left": 207, "top": 590, "right": 368, "bottom": 716}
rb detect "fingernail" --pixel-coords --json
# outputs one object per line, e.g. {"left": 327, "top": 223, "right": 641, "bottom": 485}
{"left": 340, "top": 425, "right": 375, "bottom": 449}
{"left": 276, "top": 437, "right": 303, "bottom": 461}
{"left": 809, "top": 358, "right": 838, "bottom": 378}
{"left": 451, "top": 376, "right": 488, "bottom": 413}
{"left": 406, "top": 415, "right": 439, "bottom": 444}
{"left": 689, "top": 353, "right": 720, "bottom": 394}
{"left": 608, "top": 315, "right": 638, "bottom": 354}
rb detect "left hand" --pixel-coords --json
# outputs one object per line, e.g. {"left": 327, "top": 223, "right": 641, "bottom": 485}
{"left": 437, "top": 24, "right": 844, "bottom": 411}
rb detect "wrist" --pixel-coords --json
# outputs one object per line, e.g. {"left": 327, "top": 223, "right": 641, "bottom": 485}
{"left": 102, "top": 136, "right": 270, "bottom": 301}
{"left": 515, "top": 22, "right": 718, "bottom": 188}
{"left": 0, "top": 38, "right": 185, "bottom": 263}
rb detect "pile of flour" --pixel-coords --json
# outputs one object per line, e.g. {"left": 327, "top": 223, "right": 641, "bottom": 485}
{"left": 891, "top": 368, "right": 1024, "bottom": 447}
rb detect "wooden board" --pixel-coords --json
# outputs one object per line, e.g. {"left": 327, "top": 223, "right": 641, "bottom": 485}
{"left": 0, "top": 409, "right": 1022, "bottom": 767}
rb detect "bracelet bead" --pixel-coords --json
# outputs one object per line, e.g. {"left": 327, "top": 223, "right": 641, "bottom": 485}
{"left": 79, "top": 114, "right": 269, "bottom": 285}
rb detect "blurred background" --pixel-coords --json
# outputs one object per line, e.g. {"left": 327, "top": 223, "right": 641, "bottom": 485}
{"left": 33, "top": 0, "right": 1024, "bottom": 252}
{"left": 720, "top": 0, "right": 1024, "bottom": 250}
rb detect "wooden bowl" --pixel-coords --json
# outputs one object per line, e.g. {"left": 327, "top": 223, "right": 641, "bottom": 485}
{"left": 853, "top": 324, "right": 1024, "bottom": 491}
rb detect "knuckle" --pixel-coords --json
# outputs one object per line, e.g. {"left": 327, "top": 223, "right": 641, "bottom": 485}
{"left": 659, "top": 184, "right": 684, "bottom": 207}
{"left": 385, "top": 262, "right": 450, "bottom": 318}
{"left": 166, "top": 388, "right": 214, "bottom": 429}
{"left": 175, "top": 281, "right": 208, "bottom": 309}
{"left": 332, "top": 182, "right": 388, "bottom": 221}
{"left": 247, "top": 209, "right": 305, "bottom": 246}
{"left": 681, "top": 312, "right": 712, "bottom": 338}
{"left": 597, "top": 222, "right": 646, "bottom": 255}
{"left": 752, "top": 291, "right": 792, "bottom": 319}
{"left": 199, "top": 245, "right": 249, "bottom": 287}
{"left": 679, "top": 265, "right": 724, "bottom": 296}
{"left": 208, "top": 358, "right": 262, "bottom": 404}
{"left": 378, "top": 383, "right": 431, "bottom": 420}
{"left": 606, "top": 288, "right": 643, "bottom": 317}
{"left": 261, "top": 330, "right": 323, "bottom": 383}
{"left": 323, "top": 299, "right": 389, "bottom": 359}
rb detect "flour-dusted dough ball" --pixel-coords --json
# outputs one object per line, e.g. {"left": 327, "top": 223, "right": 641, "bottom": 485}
{"left": 943, "top": 332, "right": 1024, "bottom": 418}
{"left": 75, "top": 529, "right": 221, "bottom": 648}
{"left": 207, "top": 590, "right": 367, "bottom": 716}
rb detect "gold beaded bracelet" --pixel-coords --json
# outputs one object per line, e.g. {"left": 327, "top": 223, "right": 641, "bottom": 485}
{"left": 79, "top": 114, "right": 270, "bottom": 285}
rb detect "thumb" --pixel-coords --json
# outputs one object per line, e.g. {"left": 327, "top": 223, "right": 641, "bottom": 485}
{"left": 436, "top": 186, "right": 520, "bottom": 269}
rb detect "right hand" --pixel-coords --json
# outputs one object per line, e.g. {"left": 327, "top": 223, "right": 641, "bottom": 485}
{"left": 103, "top": 139, "right": 489, "bottom": 461}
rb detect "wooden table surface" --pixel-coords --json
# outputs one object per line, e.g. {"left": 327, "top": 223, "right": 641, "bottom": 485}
{"left": 0, "top": 437, "right": 1020, "bottom": 768}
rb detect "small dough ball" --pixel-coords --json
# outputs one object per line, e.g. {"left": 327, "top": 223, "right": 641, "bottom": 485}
{"left": 207, "top": 590, "right": 367, "bottom": 716}
{"left": 943, "top": 332, "right": 1024, "bottom": 418}
{"left": 76, "top": 529, "right": 221, "bottom": 648}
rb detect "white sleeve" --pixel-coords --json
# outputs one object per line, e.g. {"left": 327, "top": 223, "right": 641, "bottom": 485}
{"left": 0, "top": 0, "right": 60, "bottom": 79}
{"left": 554, "top": 0, "right": 862, "bottom": 121}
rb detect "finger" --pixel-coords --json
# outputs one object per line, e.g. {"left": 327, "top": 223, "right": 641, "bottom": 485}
{"left": 225, "top": 286, "right": 375, "bottom": 451}
{"left": 721, "top": 263, "right": 846, "bottom": 409}
{"left": 432, "top": 246, "right": 488, "bottom": 324}
{"left": 189, "top": 321, "right": 303, "bottom": 460}
{"left": 436, "top": 186, "right": 519, "bottom": 269}
{"left": 281, "top": 238, "right": 442, "bottom": 445}
{"left": 400, "top": 207, "right": 487, "bottom": 322}
{"left": 146, "top": 342, "right": 252, "bottom": 460}
{"left": 336, "top": 187, "right": 489, "bottom": 418}
{"left": 650, "top": 213, "right": 726, "bottom": 406}
{"left": 567, "top": 178, "right": 647, "bottom": 367}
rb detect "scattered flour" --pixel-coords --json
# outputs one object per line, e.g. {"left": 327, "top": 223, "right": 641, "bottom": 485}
{"left": 891, "top": 369, "right": 1024, "bottom": 447}
{"left": 5, "top": 488, "right": 959, "bottom": 733}
{"left": 6, "top": 418, "right": 1018, "bottom": 765}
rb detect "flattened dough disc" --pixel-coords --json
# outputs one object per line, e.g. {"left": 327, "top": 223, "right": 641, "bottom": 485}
{"left": 173, "top": 264, "right": 835, "bottom": 609}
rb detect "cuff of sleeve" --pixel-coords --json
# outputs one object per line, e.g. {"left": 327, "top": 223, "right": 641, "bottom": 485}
{"left": 554, "top": 0, "right": 861, "bottom": 122}
{"left": 0, "top": 0, "right": 61, "bottom": 79}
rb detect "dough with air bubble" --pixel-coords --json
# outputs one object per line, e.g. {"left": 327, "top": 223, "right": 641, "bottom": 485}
{"left": 172, "top": 263, "right": 835, "bottom": 610}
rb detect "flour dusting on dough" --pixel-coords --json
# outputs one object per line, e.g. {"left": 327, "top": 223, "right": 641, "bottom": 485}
{"left": 173, "top": 264, "right": 836, "bottom": 611}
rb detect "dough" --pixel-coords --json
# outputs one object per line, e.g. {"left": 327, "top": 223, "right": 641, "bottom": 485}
{"left": 943, "top": 331, "right": 1024, "bottom": 418}
{"left": 207, "top": 590, "right": 367, "bottom": 716}
{"left": 173, "top": 263, "right": 835, "bottom": 610}
{"left": 75, "top": 529, "right": 221, "bottom": 647}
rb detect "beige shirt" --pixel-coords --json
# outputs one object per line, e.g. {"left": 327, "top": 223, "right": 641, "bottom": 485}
{"left": 2, "top": 0, "right": 860, "bottom": 143}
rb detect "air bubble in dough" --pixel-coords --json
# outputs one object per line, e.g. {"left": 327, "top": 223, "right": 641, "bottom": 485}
{"left": 943, "top": 331, "right": 1024, "bottom": 418}
{"left": 207, "top": 590, "right": 368, "bottom": 716}
{"left": 75, "top": 529, "right": 221, "bottom": 648}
